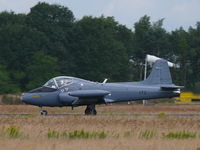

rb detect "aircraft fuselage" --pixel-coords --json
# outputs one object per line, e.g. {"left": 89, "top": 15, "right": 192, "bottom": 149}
{"left": 22, "top": 80, "right": 179, "bottom": 107}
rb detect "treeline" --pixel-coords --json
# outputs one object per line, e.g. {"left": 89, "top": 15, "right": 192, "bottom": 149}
{"left": 0, "top": 2, "right": 200, "bottom": 93}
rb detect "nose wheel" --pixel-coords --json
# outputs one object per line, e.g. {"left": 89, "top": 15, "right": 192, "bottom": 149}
{"left": 85, "top": 104, "right": 97, "bottom": 115}
{"left": 39, "top": 107, "right": 48, "bottom": 116}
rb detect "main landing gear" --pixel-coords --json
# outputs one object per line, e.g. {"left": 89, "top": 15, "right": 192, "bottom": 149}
{"left": 85, "top": 104, "right": 97, "bottom": 115}
{"left": 39, "top": 107, "right": 48, "bottom": 116}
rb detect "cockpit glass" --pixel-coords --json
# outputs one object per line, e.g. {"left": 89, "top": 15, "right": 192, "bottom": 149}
{"left": 44, "top": 77, "right": 73, "bottom": 89}
{"left": 44, "top": 79, "right": 57, "bottom": 89}
{"left": 55, "top": 78, "right": 72, "bottom": 88}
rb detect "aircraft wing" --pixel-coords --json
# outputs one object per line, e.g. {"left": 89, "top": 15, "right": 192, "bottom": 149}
{"left": 68, "top": 90, "right": 110, "bottom": 106}
{"left": 69, "top": 90, "right": 110, "bottom": 97}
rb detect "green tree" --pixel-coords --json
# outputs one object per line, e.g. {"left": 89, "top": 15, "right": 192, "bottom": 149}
{"left": 187, "top": 22, "right": 200, "bottom": 91}
{"left": 133, "top": 15, "right": 171, "bottom": 80}
{"left": 0, "top": 2, "right": 200, "bottom": 93}
{"left": 134, "top": 15, "right": 152, "bottom": 61}
{"left": 0, "top": 11, "right": 26, "bottom": 27}
{"left": 26, "top": 2, "right": 75, "bottom": 75}
{"left": 0, "top": 23, "right": 49, "bottom": 90}
{"left": 71, "top": 16, "right": 130, "bottom": 81}
{"left": 0, "top": 65, "right": 19, "bottom": 93}
{"left": 26, "top": 2, "right": 75, "bottom": 55}
{"left": 26, "top": 52, "right": 60, "bottom": 90}
{"left": 170, "top": 27, "right": 190, "bottom": 87}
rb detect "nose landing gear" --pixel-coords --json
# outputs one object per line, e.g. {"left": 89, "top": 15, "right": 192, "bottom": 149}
{"left": 85, "top": 104, "right": 97, "bottom": 115}
{"left": 39, "top": 107, "right": 48, "bottom": 116}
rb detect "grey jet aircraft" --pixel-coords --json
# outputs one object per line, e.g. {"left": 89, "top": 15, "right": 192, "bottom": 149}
{"left": 21, "top": 59, "right": 183, "bottom": 115}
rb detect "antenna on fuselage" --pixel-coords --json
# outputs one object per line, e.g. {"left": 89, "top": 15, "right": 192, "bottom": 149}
{"left": 103, "top": 78, "right": 108, "bottom": 84}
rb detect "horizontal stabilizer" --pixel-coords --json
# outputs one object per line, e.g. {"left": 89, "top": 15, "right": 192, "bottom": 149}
{"left": 104, "top": 98, "right": 115, "bottom": 103}
{"left": 69, "top": 90, "right": 110, "bottom": 97}
{"left": 161, "top": 85, "right": 184, "bottom": 90}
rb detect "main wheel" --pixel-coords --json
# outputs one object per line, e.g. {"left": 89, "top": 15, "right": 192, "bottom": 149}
{"left": 85, "top": 108, "right": 91, "bottom": 115}
{"left": 85, "top": 105, "right": 97, "bottom": 115}
{"left": 91, "top": 109, "right": 97, "bottom": 115}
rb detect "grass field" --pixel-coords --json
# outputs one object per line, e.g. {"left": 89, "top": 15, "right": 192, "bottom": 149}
{"left": 0, "top": 104, "right": 200, "bottom": 150}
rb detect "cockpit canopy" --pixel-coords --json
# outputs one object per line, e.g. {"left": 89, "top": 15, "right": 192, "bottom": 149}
{"left": 44, "top": 76, "right": 73, "bottom": 89}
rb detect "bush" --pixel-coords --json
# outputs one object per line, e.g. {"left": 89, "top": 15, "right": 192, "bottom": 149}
{"left": 0, "top": 126, "right": 23, "bottom": 138}
{"left": 7, "top": 126, "right": 22, "bottom": 138}
{"left": 163, "top": 131, "right": 197, "bottom": 139}
{"left": 139, "top": 130, "right": 155, "bottom": 139}
{"left": 158, "top": 112, "right": 167, "bottom": 117}
{"left": 47, "top": 129, "right": 108, "bottom": 139}
{"left": 47, "top": 129, "right": 60, "bottom": 138}
{"left": 124, "top": 131, "right": 132, "bottom": 137}
{"left": 68, "top": 130, "right": 108, "bottom": 139}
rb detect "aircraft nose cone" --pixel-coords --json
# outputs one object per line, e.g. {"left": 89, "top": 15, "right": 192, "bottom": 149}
{"left": 21, "top": 93, "right": 29, "bottom": 104}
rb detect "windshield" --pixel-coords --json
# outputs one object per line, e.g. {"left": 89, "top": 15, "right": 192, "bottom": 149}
{"left": 44, "top": 77, "right": 73, "bottom": 89}
{"left": 55, "top": 77, "right": 72, "bottom": 88}
{"left": 44, "top": 79, "right": 57, "bottom": 89}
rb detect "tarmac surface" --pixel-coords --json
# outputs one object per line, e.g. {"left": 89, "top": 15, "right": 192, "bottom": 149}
{"left": 0, "top": 113, "right": 200, "bottom": 117}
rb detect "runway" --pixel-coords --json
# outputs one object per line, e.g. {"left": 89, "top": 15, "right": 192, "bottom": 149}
{"left": 0, "top": 113, "right": 200, "bottom": 117}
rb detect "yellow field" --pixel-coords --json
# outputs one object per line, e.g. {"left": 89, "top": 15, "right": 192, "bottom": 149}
{"left": 0, "top": 104, "right": 200, "bottom": 150}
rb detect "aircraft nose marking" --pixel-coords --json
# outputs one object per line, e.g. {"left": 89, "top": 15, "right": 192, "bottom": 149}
{"left": 21, "top": 93, "right": 42, "bottom": 105}
{"left": 31, "top": 95, "right": 41, "bottom": 98}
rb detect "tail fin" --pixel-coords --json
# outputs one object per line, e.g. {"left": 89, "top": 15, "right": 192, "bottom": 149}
{"left": 142, "top": 59, "right": 172, "bottom": 85}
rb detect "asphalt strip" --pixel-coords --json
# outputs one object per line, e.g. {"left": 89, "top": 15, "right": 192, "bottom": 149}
{"left": 0, "top": 113, "right": 200, "bottom": 117}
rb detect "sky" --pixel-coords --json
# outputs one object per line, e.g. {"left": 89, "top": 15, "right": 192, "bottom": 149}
{"left": 0, "top": 0, "right": 200, "bottom": 31}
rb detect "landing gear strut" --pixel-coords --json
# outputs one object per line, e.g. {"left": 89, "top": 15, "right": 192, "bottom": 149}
{"left": 85, "top": 104, "right": 97, "bottom": 115}
{"left": 39, "top": 107, "right": 48, "bottom": 116}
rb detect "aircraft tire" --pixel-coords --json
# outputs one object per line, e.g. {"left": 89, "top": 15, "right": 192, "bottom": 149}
{"left": 85, "top": 109, "right": 90, "bottom": 115}
{"left": 92, "top": 109, "right": 97, "bottom": 115}
{"left": 85, "top": 105, "right": 97, "bottom": 115}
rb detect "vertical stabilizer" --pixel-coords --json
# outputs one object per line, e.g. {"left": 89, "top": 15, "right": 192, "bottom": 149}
{"left": 142, "top": 59, "right": 172, "bottom": 85}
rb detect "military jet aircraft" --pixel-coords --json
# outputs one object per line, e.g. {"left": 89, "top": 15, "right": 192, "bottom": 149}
{"left": 21, "top": 59, "right": 183, "bottom": 115}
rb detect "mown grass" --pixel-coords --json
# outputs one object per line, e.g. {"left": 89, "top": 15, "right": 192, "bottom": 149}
{"left": 1, "top": 105, "right": 200, "bottom": 150}
{"left": 2, "top": 105, "right": 200, "bottom": 114}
